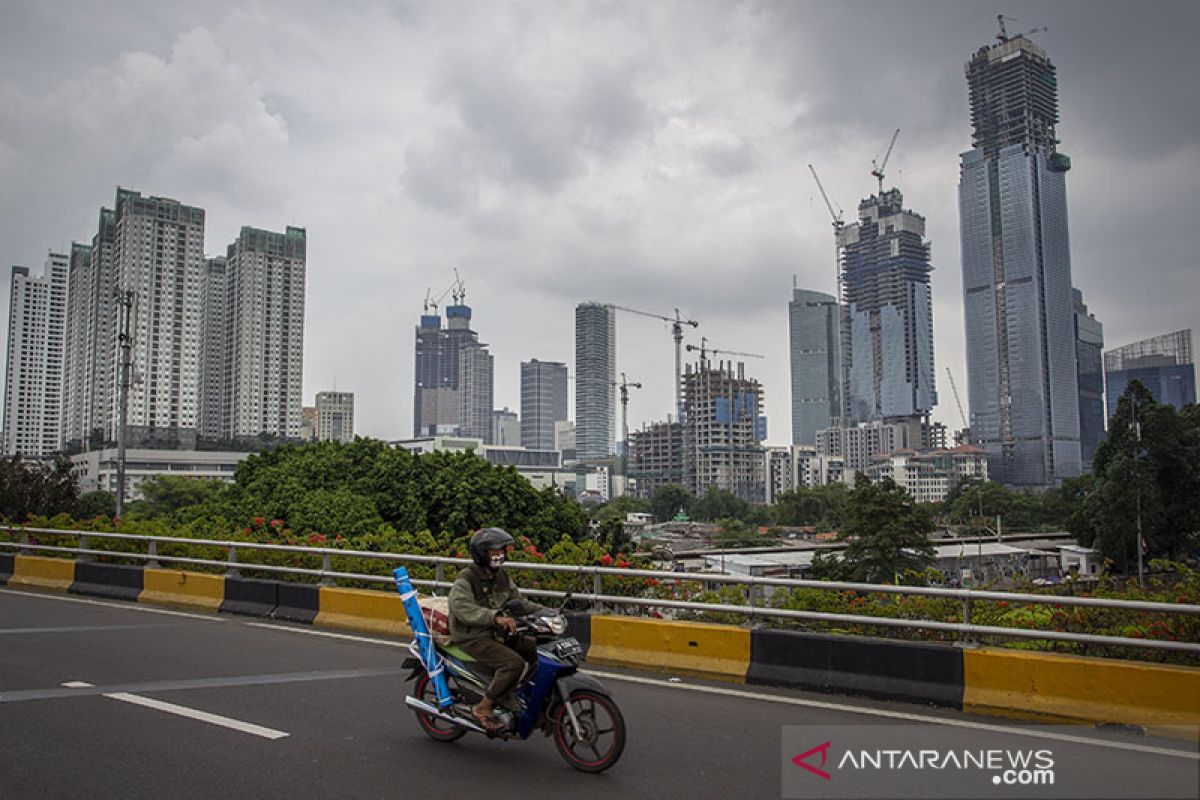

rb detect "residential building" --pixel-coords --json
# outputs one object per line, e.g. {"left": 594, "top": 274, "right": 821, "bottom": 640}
{"left": 1073, "top": 290, "right": 1105, "bottom": 470}
{"left": 62, "top": 233, "right": 111, "bottom": 453}
{"left": 788, "top": 287, "right": 842, "bottom": 444}
{"left": 816, "top": 418, "right": 922, "bottom": 474}
{"left": 3, "top": 253, "right": 69, "bottom": 456}
{"left": 863, "top": 445, "right": 988, "bottom": 504}
{"left": 764, "top": 446, "right": 793, "bottom": 504}
{"left": 1104, "top": 330, "right": 1195, "bottom": 415}
{"left": 838, "top": 190, "right": 936, "bottom": 423}
{"left": 681, "top": 360, "right": 766, "bottom": 503}
{"left": 520, "top": 359, "right": 568, "bottom": 450}
{"left": 197, "top": 256, "right": 228, "bottom": 440}
{"left": 574, "top": 302, "right": 615, "bottom": 460}
{"left": 492, "top": 407, "right": 520, "bottom": 447}
{"left": 959, "top": 29, "right": 1082, "bottom": 486}
{"left": 793, "top": 446, "right": 846, "bottom": 488}
{"left": 627, "top": 419, "right": 683, "bottom": 498}
{"left": 316, "top": 391, "right": 354, "bottom": 443}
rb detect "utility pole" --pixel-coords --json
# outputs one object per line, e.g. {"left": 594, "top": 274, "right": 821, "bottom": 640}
{"left": 115, "top": 289, "right": 136, "bottom": 517}
{"left": 1132, "top": 399, "right": 1144, "bottom": 589}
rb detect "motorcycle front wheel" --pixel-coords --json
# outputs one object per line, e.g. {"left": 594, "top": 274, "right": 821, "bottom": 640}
{"left": 412, "top": 672, "right": 467, "bottom": 743}
{"left": 552, "top": 690, "right": 626, "bottom": 773}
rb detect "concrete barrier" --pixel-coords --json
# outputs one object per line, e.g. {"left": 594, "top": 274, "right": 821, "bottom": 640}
{"left": 748, "top": 628, "right": 964, "bottom": 708}
{"left": 315, "top": 586, "right": 410, "bottom": 638}
{"left": 140, "top": 569, "right": 224, "bottom": 611}
{"left": 70, "top": 562, "right": 144, "bottom": 602}
{"left": 587, "top": 616, "right": 750, "bottom": 682}
{"left": 275, "top": 582, "right": 321, "bottom": 624}
{"left": 220, "top": 577, "right": 278, "bottom": 617}
{"left": 9, "top": 555, "right": 74, "bottom": 591}
{"left": 963, "top": 647, "right": 1200, "bottom": 741}
{"left": 0, "top": 553, "right": 13, "bottom": 586}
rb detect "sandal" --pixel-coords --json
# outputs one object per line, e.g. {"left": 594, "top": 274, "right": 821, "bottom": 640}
{"left": 471, "top": 706, "right": 505, "bottom": 732}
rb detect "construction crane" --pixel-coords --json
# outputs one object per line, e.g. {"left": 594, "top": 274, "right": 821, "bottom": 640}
{"left": 870, "top": 128, "right": 900, "bottom": 196}
{"left": 613, "top": 372, "right": 643, "bottom": 473}
{"left": 451, "top": 267, "right": 466, "bottom": 304}
{"left": 423, "top": 284, "right": 453, "bottom": 314}
{"left": 605, "top": 304, "right": 699, "bottom": 421}
{"left": 685, "top": 337, "right": 763, "bottom": 370}
{"left": 997, "top": 14, "right": 1047, "bottom": 42}
{"left": 945, "top": 367, "right": 970, "bottom": 442}
{"left": 808, "top": 163, "right": 849, "bottom": 423}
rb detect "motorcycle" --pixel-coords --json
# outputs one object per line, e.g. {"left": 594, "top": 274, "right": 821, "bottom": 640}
{"left": 401, "top": 599, "right": 627, "bottom": 773}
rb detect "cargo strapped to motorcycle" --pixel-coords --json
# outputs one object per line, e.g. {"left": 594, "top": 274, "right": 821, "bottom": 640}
{"left": 393, "top": 567, "right": 454, "bottom": 709}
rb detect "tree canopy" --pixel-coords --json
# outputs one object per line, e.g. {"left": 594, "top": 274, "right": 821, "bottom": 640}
{"left": 837, "top": 474, "right": 935, "bottom": 583}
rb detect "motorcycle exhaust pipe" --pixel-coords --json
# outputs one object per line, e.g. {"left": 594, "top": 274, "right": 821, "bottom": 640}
{"left": 404, "top": 695, "right": 487, "bottom": 733}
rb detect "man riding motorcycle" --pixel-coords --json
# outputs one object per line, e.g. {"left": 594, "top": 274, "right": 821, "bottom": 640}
{"left": 447, "top": 527, "right": 543, "bottom": 731}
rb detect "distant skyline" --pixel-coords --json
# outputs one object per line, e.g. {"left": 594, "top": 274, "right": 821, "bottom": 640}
{"left": 2, "top": 1, "right": 1197, "bottom": 443}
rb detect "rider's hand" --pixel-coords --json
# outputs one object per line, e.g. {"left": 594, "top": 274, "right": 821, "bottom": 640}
{"left": 495, "top": 614, "right": 518, "bottom": 634}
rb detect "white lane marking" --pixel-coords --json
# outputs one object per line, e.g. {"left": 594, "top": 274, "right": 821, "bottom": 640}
{"left": 62, "top": 681, "right": 94, "bottom": 688}
{"left": 103, "top": 693, "right": 289, "bottom": 740}
{"left": 586, "top": 670, "right": 1200, "bottom": 762}
{"left": 243, "top": 622, "right": 403, "bottom": 648}
{"left": 0, "top": 588, "right": 224, "bottom": 622}
{"left": 223, "top": 617, "right": 1200, "bottom": 761}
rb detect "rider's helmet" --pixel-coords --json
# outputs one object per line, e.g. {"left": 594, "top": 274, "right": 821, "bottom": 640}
{"left": 469, "top": 527, "right": 514, "bottom": 570}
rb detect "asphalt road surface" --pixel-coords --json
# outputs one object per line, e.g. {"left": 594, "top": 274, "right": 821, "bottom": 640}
{"left": 1, "top": 587, "right": 1196, "bottom": 799}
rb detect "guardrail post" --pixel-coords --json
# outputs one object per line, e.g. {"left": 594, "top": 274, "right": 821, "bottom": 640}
{"left": 20, "top": 528, "right": 31, "bottom": 555}
{"left": 226, "top": 544, "right": 240, "bottom": 578}
{"left": 78, "top": 533, "right": 92, "bottom": 562}
{"left": 592, "top": 571, "right": 602, "bottom": 613}
{"left": 960, "top": 595, "right": 973, "bottom": 644}
{"left": 320, "top": 552, "right": 333, "bottom": 587}
{"left": 435, "top": 563, "right": 445, "bottom": 595}
{"left": 147, "top": 540, "right": 161, "bottom": 569}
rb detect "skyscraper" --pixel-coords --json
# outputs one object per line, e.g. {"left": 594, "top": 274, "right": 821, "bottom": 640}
{"left": 681, "top": 359, "right": 766, "bottom": 503}
{"left": 959, "top": 29, "right": 1081, "bottom": 486}
{"left": 62, "top": 210, "right": 115, "bottom": 452}
{"left": 838, "top": 190, "right": 936, "bottom": 424}
{"left": 1073, "top": 289, "right": 1105, "bottom": 471}
{"left": 221, "top": 226, "right": 306, "bottom": 440}
{"left": 574, "top": 302, "right": 615, "bottom": 460}
{"left": 788, "top": 287, "right": 841, "bottom": 445}
{"left": 1104, "top": 330, "right": 1195, "bottom": 415}
{"left": 521, "top": 358, "right": 568, "bottom": 451}
{"left": 197, "top": 256, "right": 228, "bottom": 441}
{"left": 413, "top": 300, "right": 493, "bottom": 441}
{"left": 3, "top": 253, "right": 68, "bottom": 456}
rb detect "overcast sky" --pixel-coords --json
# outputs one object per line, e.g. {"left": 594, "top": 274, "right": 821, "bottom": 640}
{"left": 2, "top": 0, "right": 1197, "bottom": 443}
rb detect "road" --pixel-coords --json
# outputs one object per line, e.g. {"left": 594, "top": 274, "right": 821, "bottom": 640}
{"left": 0, "top": 586, "right": 1196, "bottom": 799}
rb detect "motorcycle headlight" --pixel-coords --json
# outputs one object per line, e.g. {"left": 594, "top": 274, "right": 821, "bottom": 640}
{"left": 547, "top": 615, "right": 568, "bottom": 636}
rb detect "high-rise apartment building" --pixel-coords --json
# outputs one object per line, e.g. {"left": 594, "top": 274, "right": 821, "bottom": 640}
{"left": 959, "top": 30, "right": 1081, "bottom": 486}
{"left": 1104, "top": 330, "right": 1195, "bottom": 415}
{"left": 413, "top": 301, "right": 493, "bottom": 442}
{"left": 1073, "top": 290, "right": 1105, "bottom": 471}
{"left": 316, "top": 391, "right": 354, "bottom": 443}
{"left": 574, "top": 302, "right": 615, "bottom": 460}
{"left": 3, "top": 253, "right": 68, "bottom": 456}
{"left": 198, "top": 256, "right": 228, "bottom": 440}
{"left": 521, "top": 359, "right": 568, "bottom": 451}
{"left": 839, "top": 190, "right": 936, "bottom": 423}
{"left": 681, "top": 360, "right": 766, "bottom": 503}
{"left": 220, "top": 226, "right": 306, "bottom": 440}
{"left": 627, "top": 420, "right": 683, "bottom": 498}
{"left": 62, "top": 211, "right": 116, "bottom": 451}
{"left": 788, "top": 287, "right": 841, "bottom": 445}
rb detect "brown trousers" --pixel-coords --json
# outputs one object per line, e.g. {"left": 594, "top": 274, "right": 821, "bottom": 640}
{"left": 461, "top": 635, "right": 538, "bottom": 705}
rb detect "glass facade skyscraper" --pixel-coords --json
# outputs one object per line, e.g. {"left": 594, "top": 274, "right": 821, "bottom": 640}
{"left": 1104, "top": 330, "right": 1195, "bottom": 415}
{"left": 413, "top": 303, "right": 493, "bottom": 442}
{"left": 1073, "top": 289, "right": 1105, "bottom": 471}
{"left": 521, "top": 359, "right": 568, "bottom": 451}
{"left": 574, "top": 302, "right": 615, "bottom": 460}
{"left": 959, "top": 32, "right": 1081, "bottom": 487}
{"left": 838, "top": 190, "right": 936, "bottom": 424}
{"left": 788, "top": 287, "right": 841, "bottom": 444}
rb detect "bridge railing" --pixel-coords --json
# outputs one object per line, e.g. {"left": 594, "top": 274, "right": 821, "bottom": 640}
{"left": 3, "top": 526, "right": 1198, "bottom": 655}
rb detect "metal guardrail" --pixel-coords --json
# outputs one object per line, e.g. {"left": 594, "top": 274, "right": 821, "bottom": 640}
{"left": 3, "top": 527, "right": 1198, "bottom": 655}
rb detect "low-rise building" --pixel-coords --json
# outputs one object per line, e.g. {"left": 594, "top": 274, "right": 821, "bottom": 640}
{"left": 71, "top": 448, "right": 251, "bottom": 501}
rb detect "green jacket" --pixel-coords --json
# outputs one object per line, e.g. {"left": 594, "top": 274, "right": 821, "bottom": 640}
{"left": 448, "top": 564, "right": 541, "bottom": 645}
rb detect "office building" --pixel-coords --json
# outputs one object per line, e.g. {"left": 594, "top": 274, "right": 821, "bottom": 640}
{"left": 70, "top": 447, "right": 251, "bottom": 500}
{"left": 3, "top": 253, "right": 68, "bottom": 456}
{"left": 492, "top": 407, "right": 520, "bottom": 447}
{"left": 521, "top": 359, "right": 568, "bottom": 451}
{"left": 1073, "top": 290, "right": 1105, "bottom": 471}
{"left": 574, "top": 302, "right": 616, "bottom": 460}
{"left": 681, "top": 360, "right": 766, "bottom": 503}
{"left": 413, "top": 300, "right": 494, "bottom": 442}
{"left": 838, "top": 190, "right": 936, "bottom": 423}
{"left": 788, "top": 287, "right": 841, "bottom": 444}
{"left": 1104, "top": 330, "right": 1195, "bottom": 414}
{"left": 316, "top": 391, "right": 354, "bottom": 443}
{"left": 959, "top": 29, "right": 1081, "bottom": 486}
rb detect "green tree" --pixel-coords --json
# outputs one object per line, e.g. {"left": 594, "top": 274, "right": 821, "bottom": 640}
{"left": 713, "top": 517, "right": 764, "bottom": 547}
{"left": 76, "top": 490, "right": 116, "bottom": 520}
{"left": 649, "top": 484, "right": 694, "bottom": 523}
{"left": 839, "top": 474, "right": 935, "bottom": 583}
{"left": 0, "top": 454, "right": 79, "bottom": 522}
{"left": 775, "top": 484, "right": 849, "bottom": 528}
{"left": 691, "top": 486, "right": 749, "bottom": 522}
{"left": 128, "top": 476, "right": 229, "bottom": 519}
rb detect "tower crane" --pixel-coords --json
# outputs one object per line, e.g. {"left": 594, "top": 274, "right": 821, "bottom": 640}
{"left": 870, "top": 128, "right": 900, "bottom": 196}
{"left": 451, "top": 267, "right": 466, "bottom": 304}
{"left": 423, "top": 284, "right": 453, "bottom": 314}
{"left": 996, "top": 15, "right": 1047, "bottom": 42}
{"left": 605, "top": 304, "right": 699, "bottom": 421}
{"left": 808, "top": 163, "right": 849, "bottom": 423}
{"left": 613, "top": 372, "right": 643, "bottom": 472}
{"left": 685, "top": 337, "right": 763, "bottom": 370}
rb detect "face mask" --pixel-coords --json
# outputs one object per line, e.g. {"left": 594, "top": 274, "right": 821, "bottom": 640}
{"left": 489, "top": 553, "right": 506, "bottom": 569}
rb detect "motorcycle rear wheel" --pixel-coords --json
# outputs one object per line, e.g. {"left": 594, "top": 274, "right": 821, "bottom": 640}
{"left": 412, "top": 673, "right": 467, "bottom": 742}
{"left": 552, "top": 690, "right": 626, "bottom": 773}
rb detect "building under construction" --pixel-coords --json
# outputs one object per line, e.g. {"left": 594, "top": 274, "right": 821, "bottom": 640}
{"left": 627, "top": 420, "right": 683, "bottom": 498}
{"left": 681, "top": 360, "right": 766, "bottom": 503}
